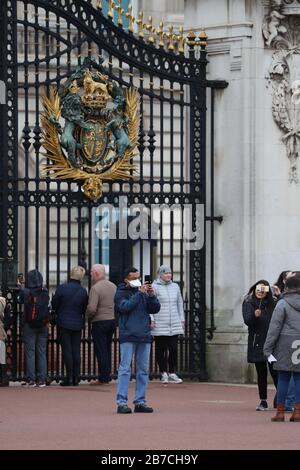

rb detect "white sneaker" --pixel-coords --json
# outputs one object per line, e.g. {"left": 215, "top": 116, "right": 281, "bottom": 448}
{"left": 168, "top": 373, "right": 183, "bottom": 384}
{"left": 37, "top": 381, "right": 46, "bottom": 388}
{"left": 160, "top": 372, "right": 169, "bottom": 384}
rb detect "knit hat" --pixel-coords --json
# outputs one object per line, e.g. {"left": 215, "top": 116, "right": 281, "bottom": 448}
{"left": 157, "top": 265, "right": 172, "bottom": 277}
{"left": 70, "top": 266, "right": 85, "bottom": 282}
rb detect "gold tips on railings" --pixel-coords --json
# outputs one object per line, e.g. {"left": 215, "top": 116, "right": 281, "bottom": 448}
{"left": 99, "top": 3, "right": 207, "bottom": 54}
{"left": 166, "top": 24, "right": 175, "bottom": 51}
{"left": 137, "top": 11, "right": 144, "bottom": 39}
{"left": 157, "top": 20, "right": 165, "bottom": 48}
{"left": 114, "top": 0, "right": 124, "bottom": 26}
{"left": 198, "top": 30, "right": 208, "bottom": 46}
{"left": 107, "top": 0, "right": 114, "bottom": 19}
{"left": 177, "top": 25, "right": 185, "bottom": 54}
{"left": 126, "top": 4, "right": 135, "bottom": 33}
{"left": 186, "top": 30, "right": 196, "bottom": 47}
{"left": 146, "top": 16, "right": 155, "bottom": 44}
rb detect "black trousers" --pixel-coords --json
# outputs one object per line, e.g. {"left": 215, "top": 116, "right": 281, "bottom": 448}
{"left": 91, "top": 319, "right": 115, "bottom": 382}
{"left": 59, "top": 327, "right": 81, "bottom": 384}
{"left": 155, "top": 335, "right": 178, "bottom": 374}
{"left": 254, "top": 361, "right": 278, "bottom": 400}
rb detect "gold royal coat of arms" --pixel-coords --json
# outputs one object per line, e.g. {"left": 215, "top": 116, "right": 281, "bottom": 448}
{"left": 41, "top": 57, "right": 139, "bottom": 200}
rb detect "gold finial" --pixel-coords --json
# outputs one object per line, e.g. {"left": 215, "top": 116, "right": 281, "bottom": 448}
{"left": 114, "top": 0, "right": 124, "bottom": 26}
{"left": 186, "top": 29, "right": 196, "bottom": 47}
{"left": 198, "top": 30, "right": 208, "bottom": 46}
{"left": 166, "top": 24, "right": 175, "bottom": 51}
{"left": 137, "top": 11, "right": 144, "bottom": 39}
{"left": 126, "top": 4, "right": 135, "bottom": 33}
{"left": 107, "top": 0, "right": 113, "bottom": 18}
{"left": 156, "top": 20, "right": 165, "bottom": 48}
{"left": 177, "top": 25, "right": 185, "bottom": 54}
{"left": 96, "top": 0, "right": 102, "bottom": 10}
{"left": 146, "top": 16, "right": 155, "bottom": 44}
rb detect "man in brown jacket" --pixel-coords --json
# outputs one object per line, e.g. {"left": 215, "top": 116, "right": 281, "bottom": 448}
{"left": 87, "top": 264, "right": 116, "bottom": 385}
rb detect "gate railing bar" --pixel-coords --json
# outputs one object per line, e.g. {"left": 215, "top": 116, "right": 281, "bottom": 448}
{"left": 148, "top": 72, "right": 155, "bottom": 280}
{"left": 206, "top": 78, "right": 228, "bottom": 340}
{"left": 138, "top": 70, "right": 145, "bottom": 182}
{"left": 207, "top": 87, "right": 216, "bottom": 341}
{"left": 169, "top": 79, "right": 174, "bottom": 275}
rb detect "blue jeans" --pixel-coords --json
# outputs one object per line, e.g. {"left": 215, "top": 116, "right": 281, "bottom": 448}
{"left": 116, "top": 342, "right": 151, "bottom": 406}
{"left": 23, "top": 322, "right": 48, "bottom": 382}
{"left": 277, "top": 371, "right": 300, "bottom": 404}
{"left": 285, "top": 376, "right": 295, "bottom": 409}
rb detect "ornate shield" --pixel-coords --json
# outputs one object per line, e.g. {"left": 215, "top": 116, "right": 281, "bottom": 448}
{"left": 78, "top": 119, "right": 109, "bottom": 166}
{"left": 41, "top": 56, "right": 140, "bottom": 200}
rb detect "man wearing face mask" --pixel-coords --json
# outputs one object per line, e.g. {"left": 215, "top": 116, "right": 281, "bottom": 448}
{"left": 115, "top": 267, "right": 160, "bottom": 414}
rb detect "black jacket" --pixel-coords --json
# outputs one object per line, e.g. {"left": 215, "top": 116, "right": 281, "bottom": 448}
{"left": 52, "top": 279, "right": 88, "bottom": 331}
{"left": 242, "top": 295, "right": 275, "bottom": 363}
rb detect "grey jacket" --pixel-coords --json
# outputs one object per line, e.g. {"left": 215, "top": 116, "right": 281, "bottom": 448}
{"left": 151, "top": 279, "right": 184, "bottom": 336}
{"left": 264, "top": 291, "right": 300, "bottom": 372}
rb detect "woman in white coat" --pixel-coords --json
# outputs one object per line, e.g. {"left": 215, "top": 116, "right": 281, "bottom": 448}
{"left": 151, "top": 265, "right": 185, "bottom": 383}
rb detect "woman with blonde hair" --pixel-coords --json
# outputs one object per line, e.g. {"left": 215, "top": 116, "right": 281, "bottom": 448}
{"left": 52, "top": 266, "right": 88, "bottom": 386}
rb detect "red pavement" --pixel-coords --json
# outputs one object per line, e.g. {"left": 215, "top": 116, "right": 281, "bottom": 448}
{"left": 0, "top": 381, "right": 298, "bottom": 450}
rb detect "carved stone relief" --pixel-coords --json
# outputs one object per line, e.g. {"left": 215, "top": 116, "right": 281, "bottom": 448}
{"left": 263, "top": 1, "right": 300, "bottom": 182}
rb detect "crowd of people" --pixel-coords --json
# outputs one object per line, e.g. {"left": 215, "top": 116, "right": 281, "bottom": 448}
{"left": 243, "top": 270, "right": 300, "bottom": 422}
{"left": 0, "top": 263, "right": 185, "bottom": 413}
{"left": 2, "top": 264, "right": 300, "bottom": 421}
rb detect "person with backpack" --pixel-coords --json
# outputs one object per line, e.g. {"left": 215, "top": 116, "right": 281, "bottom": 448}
{"left": 52, "top": 266, "right": 88, "bottom": 386}
{"left": 18, "top": 269, "right": 50, "bottom": 387}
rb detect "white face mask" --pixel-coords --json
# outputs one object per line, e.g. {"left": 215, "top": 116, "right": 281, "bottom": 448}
{"left": 128, "top": 279, "right": 141, "bottom": 288}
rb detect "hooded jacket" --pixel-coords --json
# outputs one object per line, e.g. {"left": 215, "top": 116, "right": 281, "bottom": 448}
{"left": 17, "top": 269, "right": 49, "bottom": 326}
{"left": 151, "top": 278, "right": 184, "bottom": 336}
{"left": 264, "top": 291, "right": 300, "bottom": 372}
{"left": 25, "top": 269, "right": 43, "bottom": 289}
{"left": 17, "top": 269, "right": 44, "bottom": 301}
{"left": 115, "top": 283, "right": 160, "bottom": 343}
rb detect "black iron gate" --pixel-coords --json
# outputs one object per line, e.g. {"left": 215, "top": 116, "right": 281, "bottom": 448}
{"left": 0, "top": 0, "right": 227, "bottom": 383}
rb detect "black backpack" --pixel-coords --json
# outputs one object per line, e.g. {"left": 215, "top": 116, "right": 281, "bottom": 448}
{"left": 24, "top": 288, "right": 50, "bottom": 328}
